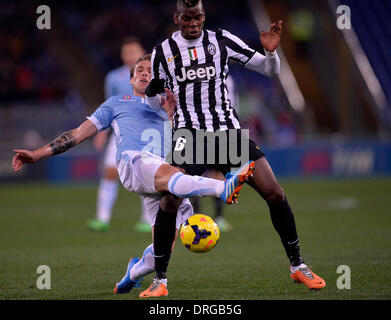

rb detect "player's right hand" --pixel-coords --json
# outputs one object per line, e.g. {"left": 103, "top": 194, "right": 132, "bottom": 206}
{"left": 12, "top": 149, "right": 37, "bottom": 172}
{"left": 260, "top": 20, "right": 283, "bottom": 52}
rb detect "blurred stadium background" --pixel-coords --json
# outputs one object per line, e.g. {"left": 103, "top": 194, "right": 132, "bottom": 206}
{"left": 1, "top": 0, "right": 391, "bottom": 182}
{"left": 1, "top": 0, "right": 391, "bottom": 300}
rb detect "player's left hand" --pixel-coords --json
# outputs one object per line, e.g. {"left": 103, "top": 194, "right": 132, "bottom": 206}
{"left": 260, "top": 20, "right": 283, "bottom": 52}
{"left": 12, "top": 149, "right": 37, "bottom": 172}
{"left": 161, "top": 88, "right": 176, "bottom": 120}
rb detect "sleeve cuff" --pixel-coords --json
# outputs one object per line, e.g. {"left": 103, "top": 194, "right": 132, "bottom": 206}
{"left": 86, "top": 116, "right": 103, "bottom": 131}
{"left": 146, "top": 94, "right": 163, "bottom": 110}
{"left": 265, "top": 50, "right": 278, "bottom": 59}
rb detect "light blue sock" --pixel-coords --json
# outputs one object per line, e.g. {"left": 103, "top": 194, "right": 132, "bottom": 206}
{"left": 167, "top": 172, "right": 224, "bottom": 198}
{"left": 129, "top": 244, "right": 155, "bottom": 281}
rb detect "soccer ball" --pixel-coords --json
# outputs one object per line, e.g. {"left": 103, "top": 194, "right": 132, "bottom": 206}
{"left": 179, "top": 214, "right": 220, "bottom": 253}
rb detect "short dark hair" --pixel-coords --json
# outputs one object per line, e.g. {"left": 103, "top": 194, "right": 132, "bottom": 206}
{"left": 176, "top": 0, "right": 203, "bottom": 13}
{"left": 181, "top": 0, "right": 201, "bottom": 7}
{"left": 130, "top": 54, "right": 151, "bottom": 77}
{"left": 121, "top": 36, "right": 143, "bottom": 48}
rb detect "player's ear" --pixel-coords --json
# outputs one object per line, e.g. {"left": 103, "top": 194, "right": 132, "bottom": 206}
{"left": 174, "top": 13, "right": 179, "bottom": 25}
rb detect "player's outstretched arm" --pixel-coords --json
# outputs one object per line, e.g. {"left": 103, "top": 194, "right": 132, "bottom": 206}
{"left": 12, "top": 120, "right": 97, "bottom": 172}
{"left": 230, "top": 22, "right": 281, "bottom": 77}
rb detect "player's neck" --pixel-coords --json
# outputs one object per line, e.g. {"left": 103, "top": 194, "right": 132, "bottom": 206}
{"left": 132, "top": 90, "right": 146, "bottom": 98}
{"left": 178, "top": 30, "right": 204, "bottom": 44}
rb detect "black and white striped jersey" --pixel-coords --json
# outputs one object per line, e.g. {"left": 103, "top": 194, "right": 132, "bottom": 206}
{"left": 151, "top": 29, "right": 280, "bottom": 131}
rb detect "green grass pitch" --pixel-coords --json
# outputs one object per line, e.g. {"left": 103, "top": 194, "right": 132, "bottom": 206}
{"left": 1, "top": 178, "right": 390, "bottom": 300}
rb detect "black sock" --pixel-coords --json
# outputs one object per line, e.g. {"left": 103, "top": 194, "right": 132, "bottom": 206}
{"left": 153, "top": 206, "right": 177, "bottom": 279}
{"left": 268, "top": 198, "right": 304, "bottom": 267}
{"left": 214, "top": 198, "right": 223, "bottom": 218}
{"left": 191, "top": 198, "right": 200, "bottom": 212}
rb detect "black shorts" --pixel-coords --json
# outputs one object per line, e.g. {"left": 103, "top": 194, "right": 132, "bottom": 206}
{"left": 167, "top": 128, "right": 265, "bottom": 176}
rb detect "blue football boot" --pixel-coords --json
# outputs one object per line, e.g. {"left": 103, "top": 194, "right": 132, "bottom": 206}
{"left": 113, "top": 257, "right": 143, "bottom": 294}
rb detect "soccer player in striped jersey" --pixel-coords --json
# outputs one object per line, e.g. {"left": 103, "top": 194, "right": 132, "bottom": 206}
{"left": 87, "top": 37, "right": 152, "bottom": 233}
{"left": 191, "top": 74, "right": 237, "bottom": 232}
{"left": 144, "top": 0, "right": 325, "bottom": 295}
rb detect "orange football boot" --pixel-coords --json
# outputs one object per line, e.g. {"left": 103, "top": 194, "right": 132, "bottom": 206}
{"left": 220, "top": 161, "right": 255, "bottom": 204}
{"left": 139, "top": 278, "right": 168, "bottom": 298}
{"left": 290, "top": 264, "right": 326, "bottom": 290}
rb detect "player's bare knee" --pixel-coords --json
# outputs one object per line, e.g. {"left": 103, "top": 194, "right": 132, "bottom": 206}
{"left": 155, "top": 164, "right": 180, "bottom": 192}
{"left": 266, "top": 186, "right": 285, "bottom": 206}
{"left": 160, "top": 193, "right": 182, "bottom": 213}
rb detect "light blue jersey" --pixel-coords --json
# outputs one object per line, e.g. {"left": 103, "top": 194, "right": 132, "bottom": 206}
{"left": 104, "top": 65, "right": 133, "bottom": 99}
{"left": 88, "top": 94, "right": 171, "bottom": 161}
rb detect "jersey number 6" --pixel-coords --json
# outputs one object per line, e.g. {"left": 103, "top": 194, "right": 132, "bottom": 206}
{"left": 174, "top": 137, "right": 187, "bottom": 151}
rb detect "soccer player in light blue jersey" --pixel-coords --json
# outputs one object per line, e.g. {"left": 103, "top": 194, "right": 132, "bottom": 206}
{"left": 12, "top": 55, "right": 255, "bottom": 297}
{"left": 88, "top": 37, "right": 151, "bottom": 233}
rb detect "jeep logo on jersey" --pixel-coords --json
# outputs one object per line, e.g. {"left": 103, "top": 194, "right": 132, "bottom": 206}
{"left": 175, "top": 62, "right": 216, "bottom": 84}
